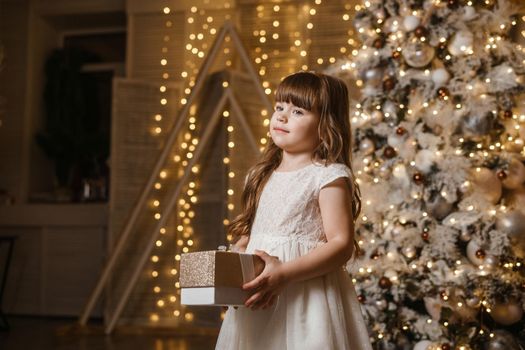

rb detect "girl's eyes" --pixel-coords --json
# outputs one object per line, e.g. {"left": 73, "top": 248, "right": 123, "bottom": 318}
{"left": 274, "top": 105, "right": 304, "bottom": 115}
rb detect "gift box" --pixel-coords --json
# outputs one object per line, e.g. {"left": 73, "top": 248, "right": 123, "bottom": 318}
{"left": 180, "top": 250, "right": 265, "bottom": 306}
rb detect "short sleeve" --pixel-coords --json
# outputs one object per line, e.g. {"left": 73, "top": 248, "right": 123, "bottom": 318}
{"left": 319, "top": 163, "right": 352, "bottom": 190}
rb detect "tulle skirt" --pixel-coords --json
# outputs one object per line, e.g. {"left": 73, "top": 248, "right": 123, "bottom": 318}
{"left": 215, "top": 234, "right": 372, "bottom": 350}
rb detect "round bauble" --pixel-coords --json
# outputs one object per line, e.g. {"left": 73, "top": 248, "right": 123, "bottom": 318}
{"left": 502, "top": 158, "right": 525, "bottom": 189}
{"left": 382, "top": 100, "right": 398, "bottom": 119}
{"left": 396, "top": 126, "right": 407, "bottom": 135}
{"left": 379, "top": 276, "right": 392, "bottom": 289}
{"left": 402, "top": 246, "right": 416, "bottom": 258}
{"left": 362, "top": 68, "right": 383, "bottom": 87}
{"left": 448, "top": 30, "right": 473, "bottom": 56}
{"left": 431, "top": 68, "right": 450, "bottom": 86}
{"left": 414, "top": 340, "right": 433, "bottom": 350}
{"left": 402, "top": 40, "right": 435, "bottom": 68}
{"left": 496, "top": 211, "right": 525, "bottom": 258}
{"left": 359, "top": 138, "right": 375, "bottom": 155}
{"left": 466, "top": 240, "right": 485, "bottom": 265}
{"left": 414, "top": 26, "right": 428, "bottom": 39}
{"left": 373, "top": 36, "right": 385, "bottom": 49}
{"left": 472, "top": 167, "right": 502, "bottom": 204}
{"left": 462, "top": 6, "right": 477, "bottom": 21}
{"left": 415, "top": 149, "right": 436, "bottom": 173}
{"left": 426, "top": 195, "right": 453, "bottom": 220}
{"left": 375, "top": 299, "right": 387, "bottom": 310}
{"left": 403, "top": 15, "right": 420, "bottom": 32}
{"left": 384, "top": 146, "right": 397, "bottom": 159}
{"left": 384, "top": 269, "right": 398, "bottom": 281}
{"left": 491, "top": 301, "right": 524, "bottom": 325}
{"left": 388, "top": 133, "right": 405, "bottom": 148}
{"left": 393, "top": 163, "right": 408, "bottom": 183}
{"left": 413, "top": 172, "right": 425, "bottom": 185}
{"left": 384, "top": 16, "right": 402, "bottom": 33}
{"left": 484, "top": 330, "right": 521, "bottom": 350}
{"left": 505, "top": 186, "right": 525, "bottom": 210}
{"left": 370, "top": 110, "right": 384, "bottom": 124}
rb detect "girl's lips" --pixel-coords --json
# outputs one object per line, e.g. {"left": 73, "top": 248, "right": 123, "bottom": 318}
{"left": 273, "top": 127, "right": 289, "bottom": 133}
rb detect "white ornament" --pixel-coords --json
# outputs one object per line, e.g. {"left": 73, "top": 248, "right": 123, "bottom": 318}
{"left": 414, "top": 340, "right": 433, "bottom": 350}
{"left": 462, "top": 6, "right": 477, "bottom": 21}
{"left": 414, "top": 149, "right": 436, "bottom": 173}
{"left": 431, "top": 68, "right": 450, "bottom": 86}
{"left": 370, "top": 110, "right": 383, "bottom": 124}
{"left": 393, "top": 163, "right": 410, "bottom": 188}
{"left": 448, "top": 30, "right": 473, "bottom": 56}
{"left": 388, "top": 133, "right": 405, "bottom": 148}
{"left": 403, "top": 15, "right": 420, "bottom": 32}
{"left": 359, "top": 138, "right": 375, "bottom": 155}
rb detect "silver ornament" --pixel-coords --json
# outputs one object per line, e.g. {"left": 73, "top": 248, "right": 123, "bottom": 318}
{"left": 402, "top": 39, "right": 435, "bottom": 68}
{"left": 485, "top": 330, "right": 521, "bottom": 350}
{"left": 359, "top": 138, "right": 375, "bottom": 155}
{"left": 496, "top": 211, "right": 525, "bottom": 258}
{"left": 375, "top": 299, "right": 387, "bottom": 310}
{"left": 362, "top": 68, "right": 383, "bottom": 87}
{"left": 402, "top": 246, "right": 415, "bottom": 258}
{"left": 370, "top": 109, "right": 383, "bottom": 124}
{"left": 384, "top": 16, "right": 402, "bottom": 33}
{"left": 403, "top": 15, "right": 420, "bottom": 32}
{"left": 431, "top": 68, "right": 450, "bottom": 86}
{"left": 426, "top": 195, "right": 453, "bottom": 220}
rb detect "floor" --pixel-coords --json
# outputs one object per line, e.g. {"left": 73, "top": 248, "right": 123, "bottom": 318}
{"left": 0, "top": 316, "right": 219, "bottom": 350}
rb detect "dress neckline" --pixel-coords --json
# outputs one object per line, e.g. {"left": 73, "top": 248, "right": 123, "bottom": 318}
{"left": 273, "top": 162, "right": 319, "bottom": 174}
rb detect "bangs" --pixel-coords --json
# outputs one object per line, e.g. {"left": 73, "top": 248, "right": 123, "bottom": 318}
{"left": 275, "top": 72, "right": 321, "bottom": 112}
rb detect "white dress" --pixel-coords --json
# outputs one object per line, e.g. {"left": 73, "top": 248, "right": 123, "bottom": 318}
{"left": 215, "top": 162, "right": 372, "bottom": 350}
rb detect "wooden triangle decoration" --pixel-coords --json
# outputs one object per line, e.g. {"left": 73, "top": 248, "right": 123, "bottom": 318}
{"left": 78, "top": 20, "right": 273, "bottom": 334}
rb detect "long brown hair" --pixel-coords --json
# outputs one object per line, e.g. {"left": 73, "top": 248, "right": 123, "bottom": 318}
{"left": 228, "top": 72, "right": 362, "bottom": 245}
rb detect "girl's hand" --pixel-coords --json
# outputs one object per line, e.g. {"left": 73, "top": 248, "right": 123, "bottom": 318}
{"left": 242, "top": 250, "right": 288, "bottom": 310}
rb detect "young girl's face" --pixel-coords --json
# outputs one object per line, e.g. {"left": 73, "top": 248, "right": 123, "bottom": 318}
{"left": 270, "top": 101, "right": 320, "bottom": 154}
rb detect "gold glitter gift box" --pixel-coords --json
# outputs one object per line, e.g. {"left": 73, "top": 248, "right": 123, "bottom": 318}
{"left": 180, "top": 250, "right": 265, "bottom": 306}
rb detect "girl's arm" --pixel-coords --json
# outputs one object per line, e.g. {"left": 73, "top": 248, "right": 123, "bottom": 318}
{"left": 243, "top": 177, "right": 355, "bottom": 309}
{"left": 232, "top": 234, "right": 249, "bottom": 252}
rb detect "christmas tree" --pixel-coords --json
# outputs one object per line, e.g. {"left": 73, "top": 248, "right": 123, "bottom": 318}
{"left": 333, "top": 0, "right": 525, "bottom": 348}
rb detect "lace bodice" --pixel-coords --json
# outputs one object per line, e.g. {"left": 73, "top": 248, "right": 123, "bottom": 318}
{"left": 249, "top": 162, "right": 352, "bottom": 249}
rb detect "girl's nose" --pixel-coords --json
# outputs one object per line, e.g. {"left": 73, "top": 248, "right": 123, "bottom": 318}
{"left": 277, "top": 112, "right": 287, "bottom": 122}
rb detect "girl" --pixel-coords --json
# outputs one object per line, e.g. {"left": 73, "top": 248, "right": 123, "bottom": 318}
{"left": 215, "top": 71, "right": 372, "bottom": 350}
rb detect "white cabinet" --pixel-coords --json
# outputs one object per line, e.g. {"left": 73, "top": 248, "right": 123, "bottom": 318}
{"left": 0, "top": 204, "right": 107, "bottom": 317}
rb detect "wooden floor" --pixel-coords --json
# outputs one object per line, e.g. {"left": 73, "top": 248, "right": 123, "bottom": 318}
{"left": 0, "top": 316, "right": 219, "bottom": 350}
